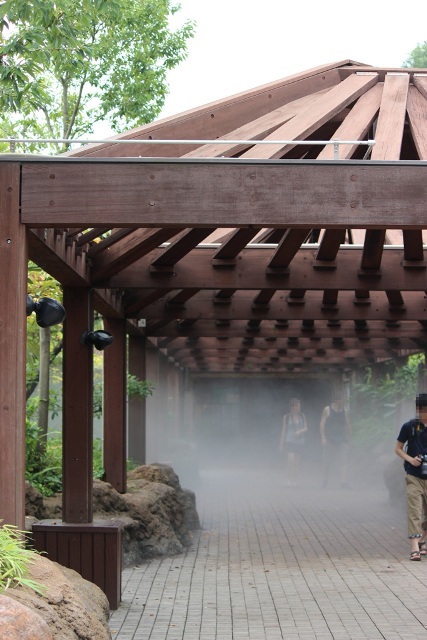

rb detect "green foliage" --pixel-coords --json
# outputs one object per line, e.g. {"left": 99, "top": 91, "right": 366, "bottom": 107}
{"left": 93, "top": 373, "right": 155, "bottom": 418}
{"left": 403, "top": 41, "right": 427, "bottom": 68}
{"left": 0, "top": 522, "right": 44, "bottom": 594}
{"left": 350, "top": 354, "right": 425, "bottom": 450}
{"left": 0, "top": 0, "right": 195, "bottom": 152}
{"left": 93, "top": 437, "right": 105, "bottom": 481}
{"left": 26, "top": 393, "right": 105, "bottom": 494}
{"left": 127, "top": 374, "right": 155, "bottom": 400}
{"left": 25, "top": 420, "right": 62, "bottom": 496}
{"left": 26, "top": 418, "right": 105, "bottom": 495}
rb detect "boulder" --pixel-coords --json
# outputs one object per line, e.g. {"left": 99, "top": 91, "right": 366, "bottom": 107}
{"left": 25, "top": 481, "right": 47, "bottom": 519}
{"left": 30, "top": 464, "right": 201, "bottom": 568}
{"left": 0, "top": 594, "right": 53, "bottom": 640}
{"left": 5, "top": 553, "right": 111, "bottom": 640}
{"left": 128, "top": 463, "right": 201, "bottom": 530}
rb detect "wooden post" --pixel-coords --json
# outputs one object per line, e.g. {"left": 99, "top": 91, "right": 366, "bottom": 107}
{"left": 128, "top": 335, "right": 147, "bottom": 465}
{"left": 62, "top": 288, "right": 93, "bottom": 523}
{"left": 37, "top": 294, "right": 123, "bottom": 609}
{"left": 0, "top": 164, "right": 27, "bottom": 529}
{"left": 103, "top": 317, "right": 127, "bottom": 493}
{"left": 146, "top": 343, "right": 160, "bottom": 461}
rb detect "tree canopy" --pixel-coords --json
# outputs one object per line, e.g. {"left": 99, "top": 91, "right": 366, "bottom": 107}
{"left": 403, "top": 41, "right": 427, "bottom": 68}
{"left": 0, "top": 0, "right": 195, "bottom": 151}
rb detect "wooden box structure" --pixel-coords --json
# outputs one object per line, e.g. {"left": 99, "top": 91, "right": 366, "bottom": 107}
{"left": 32, "top": 519, "right": 122, "bottom": 610}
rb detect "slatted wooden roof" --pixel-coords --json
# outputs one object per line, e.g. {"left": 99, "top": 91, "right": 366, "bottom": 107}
{"left": 23, "top": 59, "right": 427, "bottom": 376}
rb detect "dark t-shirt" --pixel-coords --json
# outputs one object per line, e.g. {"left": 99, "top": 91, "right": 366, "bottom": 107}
{"left": 397, "top": 418, "right": 427, "bottom": 478}
{"left": 324, "top": 406, "right": 347, "bottom": 444}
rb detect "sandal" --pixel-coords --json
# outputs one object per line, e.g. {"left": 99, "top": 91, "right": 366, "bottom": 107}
{"left": 410, "top": 551, "right": 421, "bottom": 561}
{"left": 419, "top": 541, "right": 427, "bottom": 556}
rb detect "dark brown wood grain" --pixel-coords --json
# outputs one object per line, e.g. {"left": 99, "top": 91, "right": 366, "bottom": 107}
{"left": 21, "top": 161, "right": 427, "bottom": 228}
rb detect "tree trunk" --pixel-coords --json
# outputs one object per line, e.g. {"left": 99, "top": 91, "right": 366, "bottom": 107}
{"left": 36, "top": 326, "right": 51, "bottom": 457}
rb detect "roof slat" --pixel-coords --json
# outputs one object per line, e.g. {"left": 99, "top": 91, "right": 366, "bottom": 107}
{"left": 151, "top": 228, "right": 217, "bottom": 267}
{"left": 371, "top": 73, "right": 409, "bottom": 161}
{"left": 407, "top": 83, "right": 427, "bottom": 159}
{"left": 183, "top": 89, "right": 329, "bottom": 158}
{"left": 240, "top": 73, "right": 379, "bottom": 159}
{"left": 91, "top": 227, "right": 183, "bottom": 282}
{"left": 316, "top": 83, "right": 382, "bottom": 159}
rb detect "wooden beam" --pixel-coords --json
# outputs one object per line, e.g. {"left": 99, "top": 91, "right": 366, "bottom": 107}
{"left": 128, "top": 336, "right": 147, "bottom": 465}
{"left": 28, "top": 228, "right": 89, "bottom": 286}
{"left": 91, "top": 227, "right": 183, "bottom": 282}
{"left": 106, "top": 248, "right": 427, "bottom": 291}
{"left": 407, "top": 83, "right": 427, "bottom": 160}
{"left": 316, "top": 84, "right": 382, "bottom": 160}
{"left": 0, "top": 164, "right": 27, "bottom": 528}
{"left": 145, "top": 318, "right": 427, "bottom": 339}
{"left": 21, "top": 161, "right": 427, "bottom": 228}
{"left": 371, "top": 74, "right": 409, "bottom": 161}
{"left": 240, "top": 73, "right": 379, "bottom": 159}
{"left": 131, "top": 290, "right": 427, "bottom": 322}
{"left": 62, "top": 288, "right": 93, "bottom": 523}
{"left": 103, "top": 318, "right": 127, "bottom": 493}
{"left": 183, "top": 88, "right": 330, "bottom": 158}
{"left": 66, "top": 62, "right": 346, "bottom": 159}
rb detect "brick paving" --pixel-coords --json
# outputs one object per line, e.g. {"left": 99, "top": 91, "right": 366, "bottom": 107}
{"left": 109, "top": 468, "right": 427, "bottom": 640}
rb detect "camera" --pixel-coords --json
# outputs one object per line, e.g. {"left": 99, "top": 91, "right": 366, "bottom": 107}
{"left": 418, "top": 455, "right": 427, "bottom": 476}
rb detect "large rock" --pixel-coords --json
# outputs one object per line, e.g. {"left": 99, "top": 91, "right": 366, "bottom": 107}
{"left": 32, "top": 464, "right": 200, "bottom": 568}
{"left": 25, "top": 481, "right": 47, "bottom": 519}
{"left": 0, "top": 594, "right": 53, "bottom": 640}
{"left": 128, "top": 463, "right": 201, "bottom": 531}
{"left": 5, "top": 553, "right": 111, "bottom": 639}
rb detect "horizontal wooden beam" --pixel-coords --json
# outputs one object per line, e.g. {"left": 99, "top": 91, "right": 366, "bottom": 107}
{"left": 131, "top": 290, "right": 427, "bottom": 322}
{"left": 111, "top": 248, "right": 427, "bottom": 291}
{"left": 21, "top": 160, "right": 427, "bottom": 228}
{"left": 146, "top": 318, "right": 427, "bottom": 339}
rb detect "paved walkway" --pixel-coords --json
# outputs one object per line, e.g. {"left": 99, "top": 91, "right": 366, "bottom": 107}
{"left": 109, "top": 468, "right": 427, "bottom": 640}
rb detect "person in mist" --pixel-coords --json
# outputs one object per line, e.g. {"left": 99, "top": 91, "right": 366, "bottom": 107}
{"left": 320, "top": 391, "right": 352, "bottom": 489}
{"left": 279, "top": 397, "right": 308, "bottom": 486}
{"left": 395, "top": 393, "right": 427, "bottom": 561}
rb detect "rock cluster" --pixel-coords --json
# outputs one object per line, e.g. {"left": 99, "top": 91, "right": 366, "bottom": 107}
{"left": 27, "top": 463, "right": 200, "bottom": 567}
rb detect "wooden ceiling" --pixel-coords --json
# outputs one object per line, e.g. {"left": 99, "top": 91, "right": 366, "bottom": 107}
{"left": 21, "top": 59, "right": 427, "bottom": 375}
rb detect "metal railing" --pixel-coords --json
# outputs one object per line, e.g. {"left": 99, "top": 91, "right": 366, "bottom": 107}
{"left": 1, "top": 137, "right": 376, "bottom": 160}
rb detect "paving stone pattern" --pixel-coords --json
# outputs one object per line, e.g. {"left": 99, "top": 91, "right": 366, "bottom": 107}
{"left": 109, "top": 469, "right": 427, "bottom": 640}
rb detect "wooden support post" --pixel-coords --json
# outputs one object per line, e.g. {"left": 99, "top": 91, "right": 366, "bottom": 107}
{"left": 0, "top": 164, "right": 27, "bottom": 529}
{"left": 146, "top": 343, "right": 160, "bottom": 461}
{"left": 38, "top": 298, "right": 123, "bottom": 608}
{"left": 128, "top": 335, "right": 147, "bottom": 465}
{"left": 183, "top": 370, "right": 194, "bottom": 442}
{"left": 103, "top": 317, "right": 127, "bottom": 493}
{"left": 62, "top": 288, "right": 93, "bottom": 523}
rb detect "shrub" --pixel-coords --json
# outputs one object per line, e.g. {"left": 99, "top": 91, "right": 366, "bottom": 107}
{"left": 0, "top": 522, "right": 44, "bottom": 594}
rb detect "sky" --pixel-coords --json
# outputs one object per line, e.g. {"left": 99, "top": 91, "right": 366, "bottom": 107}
{"left": 158, "top": 0, "right": 427, "bottom": 119}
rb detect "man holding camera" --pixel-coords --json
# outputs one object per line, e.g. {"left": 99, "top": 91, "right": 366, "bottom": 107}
{"left": 395, "top": 393, "right": 427, "bottom": 560}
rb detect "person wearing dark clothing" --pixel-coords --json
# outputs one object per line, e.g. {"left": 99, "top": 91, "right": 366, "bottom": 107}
{"left": 395, "top": 393, "right": 427, "bottom": 560}
{"left": 320, "top": 392, "right": 352, "bottom": 489}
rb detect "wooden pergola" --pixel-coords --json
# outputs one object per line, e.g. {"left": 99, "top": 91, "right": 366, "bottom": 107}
{"left": 1, "top": 59, "right": 427, "bottom": 601}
